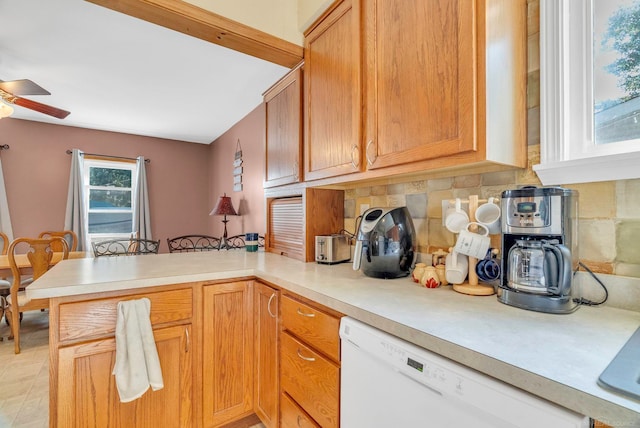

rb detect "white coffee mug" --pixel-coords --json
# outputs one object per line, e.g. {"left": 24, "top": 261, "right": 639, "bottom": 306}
{"left": 475, "top": 197, "right": 501, "bottom": 235}
{"left": 453, "top": 222, "right": 491, "bottom": 260}
{"left": 444, "top": 198, "right": 469, "bottom": 234}
{"left": 445, "top": 250, "right": 469, "bottom": 284}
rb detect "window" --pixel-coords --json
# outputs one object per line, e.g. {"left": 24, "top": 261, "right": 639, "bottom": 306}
{"left": 535, "top": 0, "right": 640, "bottom": 185}
{"left": 83, "top": 158, "right": 137, "bottom": 239}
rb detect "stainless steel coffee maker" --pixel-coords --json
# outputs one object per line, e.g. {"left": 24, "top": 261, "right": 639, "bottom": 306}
{"left": 498, "top": 186, "right": 580, "bottom": 314}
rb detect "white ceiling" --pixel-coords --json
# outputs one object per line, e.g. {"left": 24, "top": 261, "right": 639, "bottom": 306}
{"left": 0, "top": 0, "right": 290, "bottom": 144}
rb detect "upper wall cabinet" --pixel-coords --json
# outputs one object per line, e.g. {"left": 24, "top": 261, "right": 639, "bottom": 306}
{"left": 303, "top": 0, "right": 362, "bottom": 181}
{"left": 304, "top": 0, "right": 527, "bottom": 184}
{"left": 264, "top": 62, "right": 304, "bottom": 188}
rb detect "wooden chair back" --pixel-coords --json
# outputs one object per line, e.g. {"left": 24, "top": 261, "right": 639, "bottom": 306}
{"left": 7, "top": 237, "right": 69, "bottom": 354}
{"left": 39, "top": 230, "right": 78, "bottom": 251}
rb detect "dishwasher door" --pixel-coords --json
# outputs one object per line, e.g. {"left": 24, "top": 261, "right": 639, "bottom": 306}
{"left": 340, "top": 317, "right": 589, "bottom": 428}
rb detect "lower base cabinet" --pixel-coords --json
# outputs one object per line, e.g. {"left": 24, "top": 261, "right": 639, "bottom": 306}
{"left": 202, "top": 281, "right": 255, "bottom": 427}
{"left": 56, "top": 324, "right": 193, "bottom": 428}
{"left": 51, "top": 286, "right": 195, "bottom": 428}
{"left": 280, "top": 392, "right": 320, "bottom": 428}
{"left": 280, "top": 294, "right": 342, "bottom": 428}
{"left": 254, "top": 282, "right": 280, "bottom": 428}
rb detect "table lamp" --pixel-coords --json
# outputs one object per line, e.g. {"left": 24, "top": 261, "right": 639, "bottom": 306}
{"left": 210, "top": 193, "right": 237, "bottom": 249}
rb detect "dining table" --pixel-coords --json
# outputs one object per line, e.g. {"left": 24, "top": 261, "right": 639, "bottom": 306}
{"left": 0, "top": 251, "right": 88, "bottom": 278}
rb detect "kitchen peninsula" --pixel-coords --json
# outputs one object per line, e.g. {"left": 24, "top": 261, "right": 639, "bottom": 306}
{"left": 32, "top": 251, "right": 640, "bottom": 427}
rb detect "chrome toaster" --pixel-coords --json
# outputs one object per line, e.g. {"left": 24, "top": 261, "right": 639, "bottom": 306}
{"left": 315, "top": 234, "right": 351, "bottom": 264}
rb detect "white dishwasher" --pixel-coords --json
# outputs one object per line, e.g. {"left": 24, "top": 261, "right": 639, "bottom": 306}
{"left": 340, "top": 317, "right": 590, "bottom": 428}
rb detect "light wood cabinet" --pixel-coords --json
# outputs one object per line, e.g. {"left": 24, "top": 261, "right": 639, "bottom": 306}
{"left": 50, "top": 286, "right": 195, "bottom": 428}
{"left": 303, "top": 0, "right": 527, "bottom": 184}
{"left": 202, "top": 280, "right": 254, "bottom": 427}
{"left": 57, "top": 325, "right": 192, "bottom": 428}
{"left": 254, "top": 282, "right": 280, "bottom": 428}
{"left": 280, "top": 294, "right": 342, "bottom": 428}
{"left": 264, "top": 62, "right": 303, "bottom": 188}
{"left": 303, "top": 0, "right": 362, "bottom": 181}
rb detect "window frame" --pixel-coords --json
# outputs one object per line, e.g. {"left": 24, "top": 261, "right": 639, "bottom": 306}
{"left": 83, "top": 157, "right": 137, "bottom": 240}
{"left": 534, "top": 0, "right": 640, "bottom": 185}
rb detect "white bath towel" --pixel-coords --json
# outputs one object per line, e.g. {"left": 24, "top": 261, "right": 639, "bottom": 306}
{"left": 112, "top": 297, "right": 164, "bottom": 402}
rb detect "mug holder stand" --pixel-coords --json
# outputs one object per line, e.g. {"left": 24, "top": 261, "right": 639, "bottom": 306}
{"left": 448, "top": 195, "right": 496, "bottom": 296}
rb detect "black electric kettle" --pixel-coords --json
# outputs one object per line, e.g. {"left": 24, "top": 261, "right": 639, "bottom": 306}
{"left": 352, "top": 207, "right": 416, "bottom": 279}
{"left": 507, "top": 239, "right": 572, "bottom": 296}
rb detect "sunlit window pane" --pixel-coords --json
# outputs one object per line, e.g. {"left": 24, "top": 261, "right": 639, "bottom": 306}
{"left": 594, "top": 0, "right": 640, "bottom": 145}
{"left": 89, "top": 167, "right": 132, "bottom": 187}
{"left": 89, "top": 189, "right": 131, "bottom": 209}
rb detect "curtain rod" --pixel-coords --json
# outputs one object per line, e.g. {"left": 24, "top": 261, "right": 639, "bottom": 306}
{"left": 66, "top": 149, "right": 150, "bottom": 163}
{"left": 0, "top": 144, "right": 9, "bottom": 150}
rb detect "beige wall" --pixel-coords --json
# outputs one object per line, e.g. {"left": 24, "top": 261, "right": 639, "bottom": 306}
{"left": 0, "top": 118, "right": 211, "bottom": 252}
{"left": 343, "top": 0, "right": 640, "bottom": 278}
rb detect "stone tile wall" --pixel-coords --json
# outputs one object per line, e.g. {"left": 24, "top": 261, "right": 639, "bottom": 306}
{"left": 343, "top": 0, "right": 640, "bottom": 278}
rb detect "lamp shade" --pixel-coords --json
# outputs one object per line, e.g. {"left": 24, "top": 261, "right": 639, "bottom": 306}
{"left": 210, "top": 193, "right": 237, "bottom": 216}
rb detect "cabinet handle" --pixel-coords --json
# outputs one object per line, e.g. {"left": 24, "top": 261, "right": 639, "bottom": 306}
{"left": 293, "top": 160, "right": 299, "bottom": 180}
{"left": 297, "top": 415, "right": 303, "bottom": 427}
{"left": 366, "top": 140, "right": 377, "bottom": 166}
{"left": 350, "top": 144, "right": 360, "bottom": 169}
{"left": 296, "top": 307, "right": 315, "bottom": 318}
{"left": 297, "top": 348, "right": 316, "bottom": 362}
{"left": 267, "top": 293, "right": 276, "bottom": 318}
{"left": 185, "top": 328, "right": 190, "bottom": 353}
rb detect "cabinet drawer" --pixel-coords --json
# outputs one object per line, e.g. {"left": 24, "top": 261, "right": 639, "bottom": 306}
{"left": 281, "top": 392, "right": 320, "bottom": 428}
{"left": 57, "top": 288, "right": 193, "bottom": 343}
{"left": 281, "top": 295, "right": 340, "bottom": 361}
{"left": 281, "top": 332, "right": 339, "bottom": 428}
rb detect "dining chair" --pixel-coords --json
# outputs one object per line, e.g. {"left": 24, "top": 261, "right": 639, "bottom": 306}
{"left": 6, "top": 236, "right": 69, "bottom": 354}
{"left": 38, "top": 230, "right": 78, "bottom": 251}
{"left": 166, "top": 235, "right": 221, "bottom": 253}
{"left": 92, "top": 238, "right": 160, "bottom": 257}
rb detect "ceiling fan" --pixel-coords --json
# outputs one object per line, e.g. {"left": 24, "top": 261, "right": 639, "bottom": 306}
{"left": 0, "top": 79, "right": 70, "bottom": 119}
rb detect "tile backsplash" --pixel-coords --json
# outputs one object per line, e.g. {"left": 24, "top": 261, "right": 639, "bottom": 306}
{"left": 343, "top": 144, "right": 640, "bottom": 279}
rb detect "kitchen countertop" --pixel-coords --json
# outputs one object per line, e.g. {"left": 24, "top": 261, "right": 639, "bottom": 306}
{"left": 29, "top": 251, "right": 640, "bottom": 427}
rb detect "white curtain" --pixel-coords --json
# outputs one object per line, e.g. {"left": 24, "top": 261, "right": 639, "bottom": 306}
{"left": 0, "top": 155, "right": 14, "bottom": 241}
{"left": 133, "top": 156, "right": 152, "bottom": 240}
{"left": 64, "top": 149, "right": 88, "bottom": 251}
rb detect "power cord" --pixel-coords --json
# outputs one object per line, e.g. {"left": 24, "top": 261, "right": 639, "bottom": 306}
{"left": 573, "top": 261, "right": 609, "bottom": 306}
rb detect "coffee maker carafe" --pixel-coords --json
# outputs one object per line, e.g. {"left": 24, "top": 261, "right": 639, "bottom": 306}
{"left": 498, "top": 186, "right": 579, "bottom": 313}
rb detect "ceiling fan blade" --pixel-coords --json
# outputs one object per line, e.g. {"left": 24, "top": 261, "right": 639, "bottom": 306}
{"left": 0, "top": 79, "right": 51, "bottom": 96}
{"left": 11, "top": 96, "right": 70, "bottom": 119}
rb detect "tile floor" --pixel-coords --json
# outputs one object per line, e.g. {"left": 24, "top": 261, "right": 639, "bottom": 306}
{"left": 0, "top": 311, "right": 266, "bottom": 428}
{"left": 0, "top": 310, "right": 50, "bottom": 428}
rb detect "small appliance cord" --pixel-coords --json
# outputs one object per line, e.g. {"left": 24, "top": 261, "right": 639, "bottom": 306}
{"left": 573, "top": 262, "right": 609, "bottom": 306}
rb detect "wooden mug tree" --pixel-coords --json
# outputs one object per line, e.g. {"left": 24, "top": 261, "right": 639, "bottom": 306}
{"left": 449, "top": 195, "right": 496, "bottom": 296}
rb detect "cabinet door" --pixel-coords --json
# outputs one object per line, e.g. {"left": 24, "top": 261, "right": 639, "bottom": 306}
{"left": 254, "top": 282, "right": 279, "bottom": 428}
{"left": 304, "top": 0, "right": 361, "bottom": 181}
{"left": 363, "top": 0, "right": 476, "bottom": 170}
{"left": 56, "top": 324, "right": 193, "bottom": 428}
{"left": 265, "top": 63, "right": 303, "bottom": 188}
{"left": 202, "top": 281, "right": 254, "bottom": 427}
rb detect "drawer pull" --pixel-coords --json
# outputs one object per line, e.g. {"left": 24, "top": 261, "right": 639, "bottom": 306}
{"left": 297, "top": 348, "right": 316, "bottom": 362}
{"left": 296, "top": 307, "right": 315, "bottom": 318}
{"left": 297, "top": 415, "right": 303, "bottom": 427}
{"left": 267, "top": 293, "right": 276, "bottom": 318}
{"left": 185, "top": 327, "right": 190, "bottom": 353}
